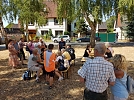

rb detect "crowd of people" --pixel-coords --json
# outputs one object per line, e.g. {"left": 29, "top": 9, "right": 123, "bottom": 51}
{"left": 8, "top": 37, "right": 129, "bottom": 100}
{"left": 79, "top": 43, "right": 128, "bottom": 100}
{"left": 8, "top": 37, "right": 75, "bottom": 88}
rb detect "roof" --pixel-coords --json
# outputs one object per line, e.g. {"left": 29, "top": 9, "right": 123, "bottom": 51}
{"left": 44, "top": 1, "right": 57, "bottom": 18}
{"left": 6, "top": 23, "right": 20, "bottom": 28}
{"left": 98, "top": 22, "right": 107, "bottom": 29}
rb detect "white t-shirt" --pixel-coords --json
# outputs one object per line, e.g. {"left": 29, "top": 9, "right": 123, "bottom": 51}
{"left": 56, "top": 56, "right": 69, "bottom": 68}
{"left": 56, "top": 56, "right": 62, "bottom": 62}
{"left": 34, "top": 42, "right": 41, "bottom": 54}
{"left": 28, "top": 54, "right": 38, "bottom": 69}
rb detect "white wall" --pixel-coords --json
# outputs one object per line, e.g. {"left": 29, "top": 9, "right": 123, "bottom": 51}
{"left": 28, "top": 18, "right": 67, "bottom": 37}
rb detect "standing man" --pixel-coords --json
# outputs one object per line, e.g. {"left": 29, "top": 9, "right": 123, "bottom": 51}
{"left": 44, "top": 44, "right": 56, "bottom": 89}
{"left": 18, "top": 38, "right": 26, "bottom": 60}
{"left": 78, "top": 43, "right": 115, "bottom": 100}
{"left": 58, "top": 38, "right": 66, "bottom": 51}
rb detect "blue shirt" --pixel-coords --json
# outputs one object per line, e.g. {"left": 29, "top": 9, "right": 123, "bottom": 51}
{"left": 111, "top": 72, "right": 129, "bottom": 98}
{"left": 13, "top": 42, "right": 19, "bottom": 51}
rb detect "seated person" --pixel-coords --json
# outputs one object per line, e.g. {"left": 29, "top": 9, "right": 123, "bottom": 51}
{"left": 55, "top": 51, "right": 69, "bottom": 81}
{"left": 105, "top": 42, "right": 114, "bottom": 58}
{"left": 28, "top": 48, "right": 43, "bottom": 82}
{"left": 83, "top": 44, "right": 92, "bottom": 57}
{"left": 65, "top": 44, "right": 75, "bottom": 60}
{"left": 61, "top": 49, "right": 71, "bottom": 64}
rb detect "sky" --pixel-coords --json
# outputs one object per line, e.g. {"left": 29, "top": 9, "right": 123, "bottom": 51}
{"left": 2, "top": 19, "right": 18, "bottom": 27}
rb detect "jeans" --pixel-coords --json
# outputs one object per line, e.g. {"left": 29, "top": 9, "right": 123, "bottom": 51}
{"left": 83, "top": 88, "right": 108, "bottom": 100}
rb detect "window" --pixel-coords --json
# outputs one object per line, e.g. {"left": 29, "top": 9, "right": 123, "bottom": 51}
{"left": 74, "top": 23, "right": 76, "bottom": 28}
{"left": 55, "top": 31, "right": 63, "bottom": 36}
{"left": 54, "top": 18, "right": 63, "bottom": 25}
{"left": 41, "top": 30, "right": 48, "bottom": 35}
{"left": 28, "top": 22, "right": 34, "bottom": 26}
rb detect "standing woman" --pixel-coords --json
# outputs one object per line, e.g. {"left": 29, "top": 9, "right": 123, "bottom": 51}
{"left": 8, "top": 39, "right": 19, "bottom": 70}
{"left": 110, "top": 54, "right": 129, "bottom": 100}
{"left": 83, "top": 44, "right": 92, "bottom": 57}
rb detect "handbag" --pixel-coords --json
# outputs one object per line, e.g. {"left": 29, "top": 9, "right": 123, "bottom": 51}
{"left": 119, "top": 75, "right": 134, "bottom": 94}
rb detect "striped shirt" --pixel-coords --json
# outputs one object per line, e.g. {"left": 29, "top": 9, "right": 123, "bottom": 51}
{"left": 78, "top": 57, "right": 115, "bottom": 93}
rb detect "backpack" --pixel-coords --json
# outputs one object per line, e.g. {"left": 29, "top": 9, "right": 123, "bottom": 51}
{"left": 22, "top": 70, "right": 31, "bottom": 80}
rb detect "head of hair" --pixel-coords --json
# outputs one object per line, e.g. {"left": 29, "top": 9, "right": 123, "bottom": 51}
{"left": 111, "top": 54, "right": 127, "bottom": 71}
{"left": 32, "top": 48, "right": 38, "bottom": 54}
{"left": 86, "top": 44, "right": 91, "bottom": 49}
{"left": 61, "top": 48, "right": 65, "bottom": 52}
{"left": 105, "top": 42, "right": 111, "bottom": 48}
{"left": 8, "top": 39, "right": 13, "bottom": 44}
{"left": 94, "top": 43, "right": 106, "bottom": 55}
{"left": 48, "top": 44, "right": 54, "bottom": 50}
{"left": 56, "top": 51, "right": 62, "bottom": 56}
{"left": 20, "top": 38, "right": 23, "bottom": 40}
{"left": 67, "top": 44, "right": 71, "bottom": 48}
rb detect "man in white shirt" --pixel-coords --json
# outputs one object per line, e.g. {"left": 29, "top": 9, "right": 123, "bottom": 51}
{"left": 28, "top": 48, "right": 42, "bottom": 82}
{"left": 34, "top": 37, "right": 45, "bottom": 55}
{"left": 78, "top": 43, "right": 115, "bottom": 100}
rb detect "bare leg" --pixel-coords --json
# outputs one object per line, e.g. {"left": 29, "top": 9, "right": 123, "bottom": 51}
{"left": 49, "top": 77, "right": 53, "bottom": 86}
{"left": 36, "top": 68, "right": 42, "bottom": 79}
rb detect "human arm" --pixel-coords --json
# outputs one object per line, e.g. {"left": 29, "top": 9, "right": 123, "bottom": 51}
{"left": 114, "top": 70, "right": 124, "bottom": 78}
{"left": 77, "top": 62, "right": 88, "bottom": 83}
{"left": 37, "top": 53, "right": 42, "bottom": 62}
{"left": 108, "top": 66, "right": 116, "bottom": 86}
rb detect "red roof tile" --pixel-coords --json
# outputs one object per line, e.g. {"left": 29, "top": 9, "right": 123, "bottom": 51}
{"left": 44, "top": 1, "right": 57, "bottom": 18}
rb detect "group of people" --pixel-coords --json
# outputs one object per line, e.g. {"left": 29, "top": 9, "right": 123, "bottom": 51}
{"left": 8, "top": 37, "right": 129, "bottom": 99}
{"left": 27, "top": 39, "right": 75, "bottom": 89}
{"left": 8, "top": 37, "right": 75, "bottom": 89}
{"left": 78, "top": 43, "right": 129, "bottom": 100}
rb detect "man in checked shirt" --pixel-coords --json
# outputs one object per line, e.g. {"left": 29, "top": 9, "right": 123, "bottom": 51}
{"left": 78, "top": 43, "right": 115, "bottom": 100}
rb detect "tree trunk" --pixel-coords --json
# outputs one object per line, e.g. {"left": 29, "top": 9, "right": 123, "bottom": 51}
{"left": 26, "top": 24, "right": 29, "bottom": 42}
{"left": 90, "top": 29, "right": 96, "bottom": 48}
{"left": 0, "top": 17, "right": 8, "bottom": 49}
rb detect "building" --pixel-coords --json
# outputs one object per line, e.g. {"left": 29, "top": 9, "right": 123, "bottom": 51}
{"left": 4, "top": 23, "right": 24, "bottom": 41}
{"left": 27, "top": 1, "right": 67, "bottom": 39}
{"left": 114, "top": 13, "right": 128, "bottom": 40}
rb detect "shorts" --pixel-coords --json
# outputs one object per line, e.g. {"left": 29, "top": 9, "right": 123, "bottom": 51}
{"left": 58, "top": 66, "right": 67, "bottom": 71}
{"left": 83, "top": 88, "right": 108, "bottom": 100}
{"left": 29, "top": 65, "right": 42, "bottom": 71}
{"left": 46, "top": 70, "right": 55, "bottom": 77}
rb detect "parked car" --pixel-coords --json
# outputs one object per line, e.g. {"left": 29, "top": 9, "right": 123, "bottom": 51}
{"left": 52, "top": 35, "right": 71, "bottom": 43}
{"left": 76, "top": 36, "right": 101, "bottom": 42}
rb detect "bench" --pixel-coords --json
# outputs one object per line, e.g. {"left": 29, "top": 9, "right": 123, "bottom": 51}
{"left": 61, "top": 65, "right": 70, "bottom": 79}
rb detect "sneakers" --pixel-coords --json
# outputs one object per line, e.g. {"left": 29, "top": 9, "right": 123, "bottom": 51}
{"left": 36, "top": 79, "right": 40, "bottom": 83}
{"left": 58, "top": 77, "right": 63, "bottom": 81}
{"left": 48, "top": 86, "right": 52, "bottom": 89}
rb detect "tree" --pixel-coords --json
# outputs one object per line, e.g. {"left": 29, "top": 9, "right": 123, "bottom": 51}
{"left": 106, "top": 16, "right": 116, "bottom": 32}
{"left": 14, "top": 0, "right": 47, "bottom": 41}
{"left": 53, "top": 0, "right": 118, "bottom": 47}
{"left": 119, "top": 0, "right": 134, "bottom": 21}
{"left": 126, "top": 15, "right": 134, "bottom": 40}
{"left": 75, "top": 18, "right": 89, "bottom": 35}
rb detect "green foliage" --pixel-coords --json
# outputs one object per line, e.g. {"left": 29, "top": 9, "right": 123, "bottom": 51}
{"left": 48, "top": 29, "right": 53, "bottom": 37}
{"left": 126, "top": 15, "right": 134, "bottom": 39}
{"left": 54, "top": 0, "right": 119, "bottom": 47}
{"left": 75, "top": 18, "right": 89, "bottom": 35}
{"left": 119, "top": 0, "right": 134, "bottom": 21}
{"left": 106, "top": 16, "right": 116, "bottom": 32}
{"left": 64, "top": 31, "right": 70, "bottom": 36}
